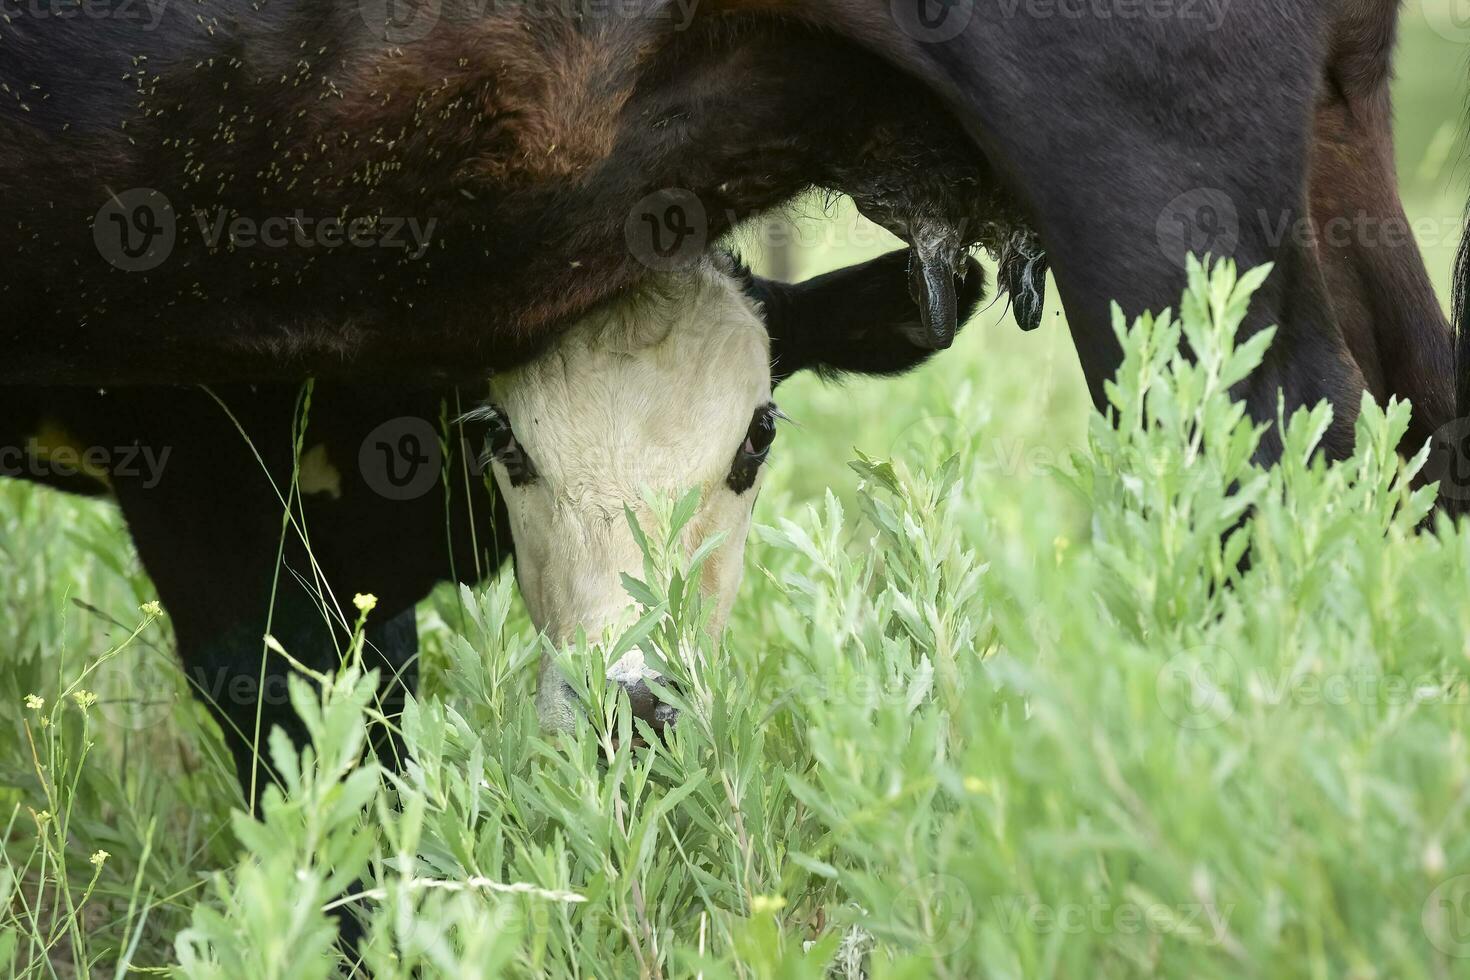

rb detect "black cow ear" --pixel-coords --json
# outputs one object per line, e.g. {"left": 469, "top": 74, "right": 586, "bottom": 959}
{"left": 737, "top": 250, "right": 987, "bottom": 386}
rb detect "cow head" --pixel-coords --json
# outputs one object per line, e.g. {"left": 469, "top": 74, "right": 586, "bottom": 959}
{"left": 481, "top": 249, "right": 984, "bottom": 734}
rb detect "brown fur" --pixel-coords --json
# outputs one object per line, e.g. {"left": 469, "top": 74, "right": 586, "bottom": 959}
{"left": 1307, "top": 0, "right": 1454, "bottom": 455}
{"left": 0, "top": 8, "right": 1004, "bottom": 384}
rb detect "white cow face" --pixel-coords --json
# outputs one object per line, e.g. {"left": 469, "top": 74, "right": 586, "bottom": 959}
{"left": 483, "top": 251, "right": 985, "bottom": 733}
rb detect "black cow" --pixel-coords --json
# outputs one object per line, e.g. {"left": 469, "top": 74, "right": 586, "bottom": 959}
{"left": 1, "top": 4, "right": 1016, "bottom": 382}
{"left": 784, "top": 0, "right": 1459, "bottom": 462}
{"left": 2, "top": 0, "right": 1458, "bottom": 464}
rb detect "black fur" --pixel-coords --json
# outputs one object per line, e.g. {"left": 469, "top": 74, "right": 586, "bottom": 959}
{"left": 735, "top": 250, "right": 988, "bottom": 385}
{"left": 0, "top": 4, "right": 1021, "bottom": 384}
{"left": 801, "top": 0, "right": 1452, "bottom": 468}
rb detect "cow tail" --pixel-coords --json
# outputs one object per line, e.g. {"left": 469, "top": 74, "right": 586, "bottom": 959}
{"left": 1454, "top": 206, "right": 1470, "bottom": 514}
{"left": 1457, "top": 221, "right": 1470, "bottom": 441}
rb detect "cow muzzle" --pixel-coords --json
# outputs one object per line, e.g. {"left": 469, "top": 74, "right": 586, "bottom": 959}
{"left": 605, "top": 650, "right": 680, "bottom": 732}
{"left": 535, "top": 648, "right": 682, "bottom": 736}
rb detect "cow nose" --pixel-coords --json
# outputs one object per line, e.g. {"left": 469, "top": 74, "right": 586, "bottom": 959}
{"left": 614, "top": 674, "right": 680, "bottom": 731}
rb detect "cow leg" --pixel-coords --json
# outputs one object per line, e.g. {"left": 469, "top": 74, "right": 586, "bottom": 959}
{"left": 1306, "top": 9, "right": 1455, "bottom": 454}
{"left": 986, "top": 49, "right": 1362, "bottom": 461}
{"left": 817, "top": 1, "right": 1366, "bottom": 461}
{"left": 69, "top": 383, "right": 510, "bottom": 803}
{"left": 1018, "top": 140, "right": 1363, "bottom": 463}
{"left": 102, "top": 391, "right": 411, "bottom": 803}
{"left": 176, "top": 593, "right": 420, "bottom": 799}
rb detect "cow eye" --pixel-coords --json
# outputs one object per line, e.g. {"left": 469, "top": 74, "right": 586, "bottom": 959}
{"left": 727, "top": 403, "right": 779, "bottom": 494}
{"left": 480, "top": 405, "right": 538, "bottom": 487}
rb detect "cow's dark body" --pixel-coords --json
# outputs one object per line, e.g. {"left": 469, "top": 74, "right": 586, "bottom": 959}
{"left": 0, "top": 381, "right": 509, "bottom": 797}
{"left": 3, "top": 0, "right": 1455, "bottom": 451}
{"left": 1, "top": 4, "right": 1004, "bottom": 383}
{"left": 777, "top": 0, "right": 1454, "bottom": 459}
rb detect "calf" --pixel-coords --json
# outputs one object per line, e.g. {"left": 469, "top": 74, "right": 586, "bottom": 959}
{"left": 2, "top": 249, "right": 981, "bottom": 798}
{"left": 486, "top": 251, "right": 983, "bottom": 730}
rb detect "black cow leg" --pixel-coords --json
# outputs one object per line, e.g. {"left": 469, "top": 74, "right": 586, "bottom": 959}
{"left": 889, "top": 3, "right": 1367, "bottom": 463}
{"left": 11, "top": 382, "right": 509, "bottom": 963}
{"left": 178, "top": 593, "right": 419, "bottom": 958}
{"left": 181, "top": 595, "right": 420, "bottom": 804}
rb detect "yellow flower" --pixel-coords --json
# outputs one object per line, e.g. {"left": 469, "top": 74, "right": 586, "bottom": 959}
{"left": 751, "top": 895, "right": 786, "bottom": 915}
{"left": 90, "top": 849, "right": 110, "bottom": 867}
{"left": 141, "top": 600, "right": 163, "bottom": 617}
{"left": 73, "top": 690, "right": 98, "bottom": 711}
{"left": 353, "top": 593, "right": 378, "bottom": 614}
{"left": 24, "top": 694, "right": 44, "bottom": 712}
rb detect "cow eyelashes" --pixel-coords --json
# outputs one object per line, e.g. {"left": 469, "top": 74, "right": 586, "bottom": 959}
{"left": 727, "top": 403, "right": 781, "bottom": 494}
{"left": 480, "top": 405, "right": 538, "bottom": 488}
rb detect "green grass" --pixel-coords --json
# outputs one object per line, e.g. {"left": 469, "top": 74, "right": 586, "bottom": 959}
{"left": 3, "top": 25, "right": 1470, "bottom": 979}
